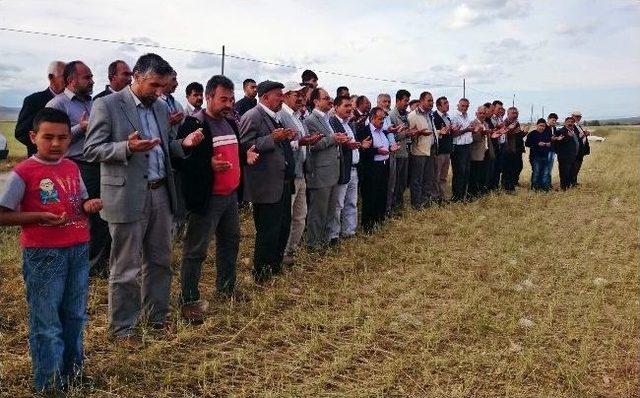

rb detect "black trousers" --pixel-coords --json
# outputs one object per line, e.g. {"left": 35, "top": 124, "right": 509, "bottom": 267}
{"left": 75, "top": 161, "right": 111, "bottom": 275}
{"left": 393, "top": 156, "right": 409, "bottom": 210}
{"left": 468, "top": 160, "right": 486, "bottom": 198}
{"left": 573, "top": 158, "right": 583, "bottom": 185}
{"left": 558, "top": 158, "right": 577, "bottom": 190}
{"left": 360, "top": 160, "right": 389, "bottom": 232}
{"left": 451, "top": 144, "right": 471, "bottom": 201}
{"left": 252, "top": 180, "right": 292, "bottom": 281}
{"left": 514, "top": 152, "right": 524, "bottom": 185}
{"left": 489, "top": 144, "right": 504, "bottom": 190}
{"left": 501, "top": 152, "right": 521, "bottom": 191}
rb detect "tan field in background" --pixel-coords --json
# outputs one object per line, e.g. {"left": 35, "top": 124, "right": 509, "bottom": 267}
{"left": 0, "top": 125, "right": 638, "bottom": 397}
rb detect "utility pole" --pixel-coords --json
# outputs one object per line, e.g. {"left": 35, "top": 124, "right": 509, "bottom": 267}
{"left": 221, "top": 45, "right": 225, "bottom": 75}
{"left": 512, "top": 94, "right": 515, "bottom": 107}
{"left": 530, "top": 104, "right": 534, "bottom": 123}
{"left": 463, "top": 78, "right": 466, "bottom": 98}
{"left": 542, "top": 105, "right": 545, "bottom": 119}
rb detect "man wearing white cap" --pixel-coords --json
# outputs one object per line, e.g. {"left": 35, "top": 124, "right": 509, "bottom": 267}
{"left": 278, "top": 82, "right": 322, "bottom": 264}
{"left": 570, "top": 111, "right": 591, "bottom": 185}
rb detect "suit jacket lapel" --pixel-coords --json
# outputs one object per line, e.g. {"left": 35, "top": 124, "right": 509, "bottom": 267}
{"left": 120, "top": 89, "right": 143, "bottom": 134}
{"left": 257, "top": 106, "right": 277, "bottom": 132}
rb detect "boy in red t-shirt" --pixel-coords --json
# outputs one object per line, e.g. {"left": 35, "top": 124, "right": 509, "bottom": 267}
{"left": 0, "top": 108, "right": 102, "bottom": 392}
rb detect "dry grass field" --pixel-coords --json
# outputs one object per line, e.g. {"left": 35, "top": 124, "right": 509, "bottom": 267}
{"left": 0, "top": 126, "right": 638, "bottom": 397}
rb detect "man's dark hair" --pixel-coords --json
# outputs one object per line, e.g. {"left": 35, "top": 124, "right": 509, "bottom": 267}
{"left": 63, "top": 60, "right": 84, "bottom": 85}
{"left": 205, "top": 75, "right": 234, "bottom": 96}
{"left": 333, "top": 95, "right": 351, "bottom": 107}
{"left": 107, "top": 60, "right": 126, "bottom": 80}
{"left": 395, "top": 89, "right": 411, "bottom": 102}
{"left": 33, "top": 107, "right": 71, "bottom": 132}
{"left": 133, "top": 53, "right": 173, "bottom": 76}
{"left": 355, "top": 95, "right": 369, "bottom": 108}
{"left": 369, "top": 106, "right": 385, "bottom": 120}
{"left": 483, "top": 102, "right": 492, "bottom": 108}
{"left": 565, "top": 116, "right": 575, "bottom": 122}
{"left": 243, "top": 78, "right": 256, "bottom": 87}
{"left": 310, "top": 87, "right": 323, "bottom": 104}
{"left": 536, "top": 118, "right": 547, "bottom": 125}
{"left": 436, "top": 96, "right": 448, "bottom": 107}
{"left": 492, "top": 100, "right": 503, "bottom": 106}
{"left": 459, "top": 98, "right": 470, "bottom": 103}
{"left": 409, "top": 99, "right": 419, "bottom": 107}
{"left": 336, "top": 86, "right": 349, "bottom": 97}
{"left": 548, "top": 112, "right": 559, "bottom": 119}
{"left": 302, "top": 69, "right": 318, "bottom": 82}
{"left": 185, "top": 81, "right": 204, "bottom": 96}
{"left": 419, "top": 91, "right": 432, "bottom": 101}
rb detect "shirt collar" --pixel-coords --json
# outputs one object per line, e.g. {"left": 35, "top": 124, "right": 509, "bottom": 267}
{"left": 417, "top": 106, "right": 431, "bottom": 115}
{"left": 457, "top": 110, "right": 468, "bottom": 118}
{"left": 369, "top": 123, "right": 382, "bottom": 134}
{"left": 259, "top": 102, "right": 278, "bottom": 119}
{"left": 437, "top": 109, "right": 447, "bottom": 118}
{"left": 281, "top": 103, "right": 295, "bottom": 116}
{"left": 31, "top": 154, "right": 63, "bottom": 165}
{"left": 63, "top": 88, "right": 76, "bottom": 100}
{"left": 313, "top": 109, "right": 327, "bottom": 118}
{"left": 129, "top": 86, "right": 145, "bottom": 108}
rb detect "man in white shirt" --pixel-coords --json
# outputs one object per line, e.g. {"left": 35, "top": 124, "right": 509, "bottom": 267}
{"left": 184, "top": 82, "right": 204, "bottom": 116}
{"left": 450, "top": 98, "right": 474, "bottom": 202}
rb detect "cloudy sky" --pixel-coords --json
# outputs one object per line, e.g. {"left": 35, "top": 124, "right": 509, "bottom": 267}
{"left": 1, "top": 0, "right": 639, "bottom": 119}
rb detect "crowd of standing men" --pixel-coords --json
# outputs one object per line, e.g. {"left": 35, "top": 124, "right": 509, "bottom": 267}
{"left": 4, "top": 53, "right": 591, "bottom": 392}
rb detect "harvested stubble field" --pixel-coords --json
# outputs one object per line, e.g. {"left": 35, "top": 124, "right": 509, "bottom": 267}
{"left": 0, "top": 126, "right": 638, "bottom": 398}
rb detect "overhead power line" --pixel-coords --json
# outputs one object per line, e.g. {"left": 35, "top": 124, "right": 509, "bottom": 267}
{"left": 0, "top": 26, "right": 463, "bottom": 89}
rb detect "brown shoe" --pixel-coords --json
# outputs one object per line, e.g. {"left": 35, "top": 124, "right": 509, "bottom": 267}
{"left": 181, "top": 301, "right": 207, "bottom": 325}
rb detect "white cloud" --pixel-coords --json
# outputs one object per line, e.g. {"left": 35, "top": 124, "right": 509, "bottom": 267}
{"left": 450, "top": 4, "right": 481, "bottom": 28}
{"left": 448, "top": 0, "right": 531, "bottom": 29}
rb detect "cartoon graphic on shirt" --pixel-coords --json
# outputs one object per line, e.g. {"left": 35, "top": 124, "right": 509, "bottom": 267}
{"left": 39, "top": 178, "right": 60, "bottom": 204}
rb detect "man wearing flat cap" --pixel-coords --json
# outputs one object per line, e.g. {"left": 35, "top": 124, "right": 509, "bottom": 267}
{"left": 570, "top": 110, "right": 590, "bottom": 186}
{"left": 239, "top": 80, "right": 297, "bottom": 283}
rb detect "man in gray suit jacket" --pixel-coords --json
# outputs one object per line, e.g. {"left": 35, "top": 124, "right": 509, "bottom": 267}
{"left": 84, "top": 53, "right": 203, "bottom": 340}
{"left": 303, "top": 87, "right": 350, "bottom": 250}
{"left": 239, "top": 80, "right": 296, "bottom": 283}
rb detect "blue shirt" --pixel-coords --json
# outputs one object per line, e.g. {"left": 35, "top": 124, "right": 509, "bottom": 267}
{"left": 46, "top": 88, "right": 93, "bottom": 160}
{"left": 130, "top": 87, "right": 166, "bottom": 181}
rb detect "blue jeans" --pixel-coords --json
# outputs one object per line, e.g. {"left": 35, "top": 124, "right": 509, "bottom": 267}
{"left": 545, "top": 151, "right": 555, "bottom": 187}
{"left": 530, "top": 157, "right": 550, "bottom": 191}
{"left": 22, "top": 243, "right": 89, "bottom": 391}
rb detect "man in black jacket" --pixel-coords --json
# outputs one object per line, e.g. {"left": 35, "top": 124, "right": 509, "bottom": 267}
{"left": 175, "top": 75, "right": 244, "bottom": 324}
{"left": 93, "top": 60, "right": 132, "bottom": 99}
{"left": 234, "top": 78, "right": 257, "bottom": 117}
{"left": 14, "top": 61, "right": 65, "bottom": 156}
{"left": 571, "top": 111, "right": 591, "bottom": 185}
{"left": 432, "top": 97, "right": 453, "bottom": 203}
{"left": 552, "top": 116, "right": 581, "bottom": 190}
